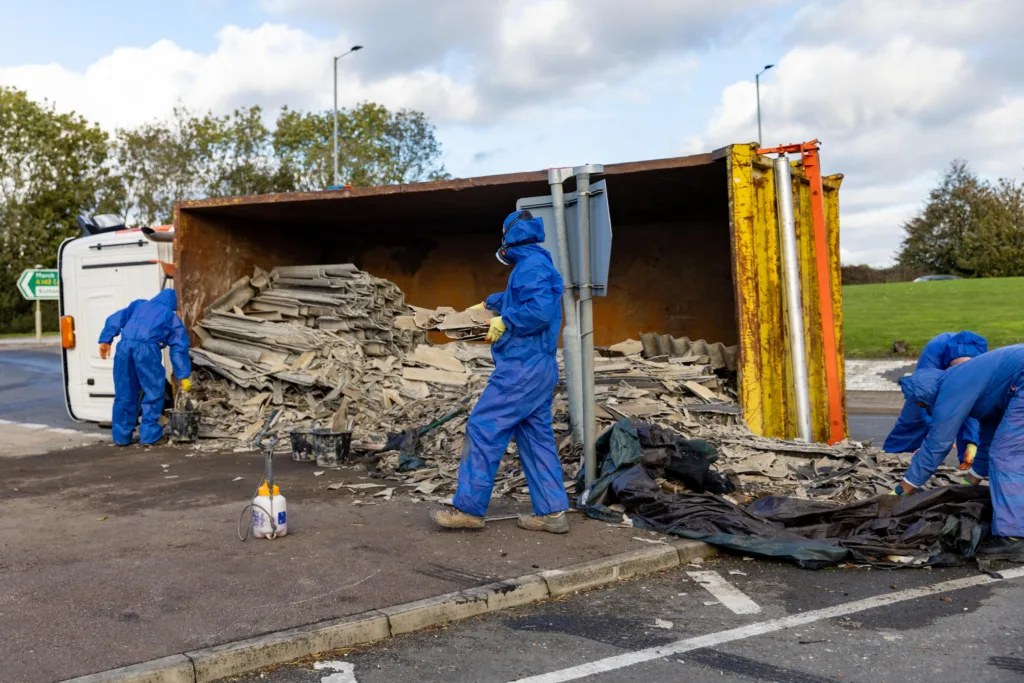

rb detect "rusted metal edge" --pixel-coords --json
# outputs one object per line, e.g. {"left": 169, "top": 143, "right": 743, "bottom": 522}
{"left": 174, "top": 152, "right": 718, "bottom": 213}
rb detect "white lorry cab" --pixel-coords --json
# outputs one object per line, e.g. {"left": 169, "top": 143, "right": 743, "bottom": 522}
{"left": 58, "top": 215, "right": 175, "bottom": 423}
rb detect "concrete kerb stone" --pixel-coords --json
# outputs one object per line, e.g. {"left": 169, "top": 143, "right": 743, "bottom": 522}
{"left": 670, "top": 539, "right": 718, "bottom": 564}
{"left": 59, "top": 655, "right": 195, "bottom": 683}
{"left": 60, "top": 540, "right": 718, "bottom": 683}
{"left": 381, "top": 588, "right": 491, "bottom": 636}
{"left": 466, "top": 572, "right": 551, "bottom": 612}
{"left": 185, "top": 611, "right": 389, "bottom": 683}
{"left": 539, "top": 544, "right": 681, "bottom": 597}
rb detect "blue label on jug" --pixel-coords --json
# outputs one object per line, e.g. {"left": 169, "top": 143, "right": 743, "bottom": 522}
{"left": 277, "top": 511, "right": 287, "bottom": 525}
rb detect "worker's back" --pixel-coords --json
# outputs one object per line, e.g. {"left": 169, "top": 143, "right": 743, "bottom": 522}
{"left": 120, "top": 289, "right": 180, "bottom": 346}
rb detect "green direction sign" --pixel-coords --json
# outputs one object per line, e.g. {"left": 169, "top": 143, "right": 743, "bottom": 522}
{"left": 17, "top": 269, "right": 59, "bottom": 301}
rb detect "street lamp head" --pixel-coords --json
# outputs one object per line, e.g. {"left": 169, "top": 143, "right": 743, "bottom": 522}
{"left": 764, "top": 64, "right": 774, "bottom": 70}
{"left": 352, "top": 45, "right": 363, "bottom": 51}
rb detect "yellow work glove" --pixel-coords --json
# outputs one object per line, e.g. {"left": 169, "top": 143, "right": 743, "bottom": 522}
{"left": 485, "top": 317, "right": 507, "bottom": 343}
{"left": 180, "top": 378, "right": 192, "bottom": 392}
{"left": 99, "top": 343, "right": 111, "bottom": 360}
{"left": 958, "top": 443, "right": 977, "bottom": 471}
{"left": 469, "top": 302, "right": 486, "bottom": 310}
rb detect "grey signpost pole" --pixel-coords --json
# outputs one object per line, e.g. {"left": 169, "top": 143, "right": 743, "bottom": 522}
{"left": 574, "top": 164, "right": 603, "bottom": 489}
{"left": 548, "top": 167, "right": 583, "bottom": 444}
{"left": 34, "top": 264, "right": 42, "bottom": 342}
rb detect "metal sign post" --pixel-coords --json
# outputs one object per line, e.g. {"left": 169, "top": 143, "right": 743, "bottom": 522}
{"left": 17, "top": 267, "right": 59, "bottom": 342}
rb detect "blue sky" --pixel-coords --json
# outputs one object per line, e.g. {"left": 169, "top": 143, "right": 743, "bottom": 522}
{"left": 2, "top": 0, "right": 1021, "bottom": 265}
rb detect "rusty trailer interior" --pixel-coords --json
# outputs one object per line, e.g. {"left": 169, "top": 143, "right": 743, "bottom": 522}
{"left": 175, "top": 143, "right": 845, "bottom": 442}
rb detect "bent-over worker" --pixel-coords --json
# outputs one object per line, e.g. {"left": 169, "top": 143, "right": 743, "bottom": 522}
{"left": 98, "top": 289, "right": 192, "bottom": 446}
{"left": 895, "top": 344, "right": 1024, "bottom": 556}
{"left": 431, "top": 210, "right": 570, "bottom": 534}
{"left": 884, "top": 331, "right": 987, "bottom": 474}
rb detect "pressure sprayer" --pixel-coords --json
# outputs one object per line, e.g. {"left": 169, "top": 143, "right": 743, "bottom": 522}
{"left": 238, "top": 410, "right": 288, "bottom": 541}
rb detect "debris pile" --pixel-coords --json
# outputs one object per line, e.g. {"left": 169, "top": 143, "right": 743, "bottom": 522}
{"left": 190, "top": 265, "right": 494, "bottom": 445}
{"left": 188, "top": 263, "right": 936, "bottom": 507}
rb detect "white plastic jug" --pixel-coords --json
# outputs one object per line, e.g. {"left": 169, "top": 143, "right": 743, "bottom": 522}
{"left": 252, "top": 482, "right": 287, "bottom": 538}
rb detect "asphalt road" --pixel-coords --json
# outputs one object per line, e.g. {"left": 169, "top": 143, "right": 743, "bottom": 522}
{"left": 238, "top": 555, "right": 1024, "bottom": 683}
{"left": 0, "top": 345, "right": 104, "bottom": 432}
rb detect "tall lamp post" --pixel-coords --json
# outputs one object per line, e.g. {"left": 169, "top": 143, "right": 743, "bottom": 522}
{"left": 756, "top": 63, "right": 774, "bottom": 146}
{"left": 333, "top": 45, "right": 363, "bottom": 188}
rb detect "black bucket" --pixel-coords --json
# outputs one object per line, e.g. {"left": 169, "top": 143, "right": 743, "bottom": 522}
{"left": 169, "top": 410, "right": 200, "bottom": 442}
{"left": 290, "top": 430, "right": 316, "bottom": 462}
{"left": 311, "top": 429, "right": 352, "bottom": 467}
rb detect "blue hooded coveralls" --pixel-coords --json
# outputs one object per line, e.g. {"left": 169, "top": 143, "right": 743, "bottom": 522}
{"left": 452, "top": 212, "right": 570, "bottom": 518}
{"left": 99, "top": 289, "right": 191, "bottom": 445}
{"left": 883, "top": 331, "right": 987, "bottom": 464}
{"left": 899, "top": 344, "right": 1024, "bottom": 537}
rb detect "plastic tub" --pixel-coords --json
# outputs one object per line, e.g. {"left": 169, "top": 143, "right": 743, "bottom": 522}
{"left": 311, "top": 429, "right": 352, "bottom": 467}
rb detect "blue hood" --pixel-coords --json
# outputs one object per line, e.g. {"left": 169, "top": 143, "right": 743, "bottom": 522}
{"left": 945, "top": 330, "right": 987, "bottom": 365}
{"left": 152, "top": 288, "right": 178, "bottom": 310}
{"left": 899, "top": 368, "right": 944, "bottom": 408}
{"left": 501, "top": 211, "right": 546, "bottom": 264}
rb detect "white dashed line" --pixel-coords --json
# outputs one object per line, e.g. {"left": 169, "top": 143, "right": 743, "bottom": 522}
{"left": 688, "top": 570, "right": 762, "bottom": 614}
{"left": 510, "top": 567, "right": 1024, "bottom": 683}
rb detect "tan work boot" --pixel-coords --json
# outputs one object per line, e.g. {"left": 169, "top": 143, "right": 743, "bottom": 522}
{"left": 517, "top": 511, "right": 570, "bottom": 534}
{"left": 431, "top": 507, "right": 485, "bottom": 530}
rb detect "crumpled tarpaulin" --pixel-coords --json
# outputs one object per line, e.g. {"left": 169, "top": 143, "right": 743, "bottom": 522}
{"left": 580, "top": 419, "right": 1001, "bottom": 569}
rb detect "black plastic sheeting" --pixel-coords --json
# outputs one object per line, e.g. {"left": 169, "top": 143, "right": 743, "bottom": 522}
{"left": 579, "top": 419, "right": 997, "bottom": 569}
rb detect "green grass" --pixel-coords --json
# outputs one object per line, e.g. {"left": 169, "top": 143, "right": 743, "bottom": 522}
{"left": 842, "top": 277, "right": 1024, "bottom": 358}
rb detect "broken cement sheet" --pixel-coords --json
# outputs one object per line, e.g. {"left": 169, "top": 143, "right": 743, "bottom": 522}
{"left": 640, "top": 333, "right": 738, "bottom": 371}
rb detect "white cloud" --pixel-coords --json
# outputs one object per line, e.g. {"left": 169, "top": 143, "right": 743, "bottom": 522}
{"left": 0, "top": 24, "right": 479, "bottom": 130}
{"left": 694, "top": 0, "right": 1024, "bottom": 266}
{"left": 263, "top": 0, "right": 783, "bottom": 111}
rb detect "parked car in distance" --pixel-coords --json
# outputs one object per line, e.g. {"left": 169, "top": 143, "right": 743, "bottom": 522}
{"left": 913, "top": 274, "right": 962, "bottom": 282}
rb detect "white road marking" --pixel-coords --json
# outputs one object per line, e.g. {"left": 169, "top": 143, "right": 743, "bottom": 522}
{"left": 510, "top": 566, "right": 1024, "bottom": 683}
{"left": 314, "top": 660, "right": 357, "bottom": 683}
{"left": 688, "top": 570, "right": 761, "bottom": 614}
{"left": 0, "top": 419, "right": 105, "bottom": 438}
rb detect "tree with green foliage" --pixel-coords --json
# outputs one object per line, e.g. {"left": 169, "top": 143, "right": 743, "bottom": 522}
{"left": 897, "top": 160, "right": 1024, "bottom": 277}
{"left": 112, "top": 102, "right": 449, "bottom": 224}
{"left": 274, "top": 102, "right": 449, "bottom": 191}
{"left": 0, "top": 87, "right": 111, "bottom": 332}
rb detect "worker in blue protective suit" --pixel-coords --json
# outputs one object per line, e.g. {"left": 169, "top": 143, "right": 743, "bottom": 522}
{"left": 431, "top": 210, "right": 570, "bottom": 534}
{"left": 884, "top": 331, "right": 987, "bottom": 473}
{"left": 896, "top": 344, "right": 1024, "bottom": 557}
{"left": 98, "top": 289, "right": 192, "bottom": 446}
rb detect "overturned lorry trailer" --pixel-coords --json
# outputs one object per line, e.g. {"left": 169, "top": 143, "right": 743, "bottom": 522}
{"left": 174, "top": 142, "right": 846, "bottom": 442}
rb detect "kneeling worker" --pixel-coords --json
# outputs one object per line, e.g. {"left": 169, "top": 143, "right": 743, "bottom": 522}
{"left": 895, "top": 344, "right": 1024, "bottom": 556}
{"left": 98, "top": 289, "right": 192, "bottom": 446}
{"left": 432, "top": 210, "right": 570, "bottom": 533}
{"left": 884, "top": 330, "right": 987, "bottom": 474}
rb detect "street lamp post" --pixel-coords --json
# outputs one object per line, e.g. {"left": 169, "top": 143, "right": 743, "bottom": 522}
{"left": 333, "top": 45, "right": 363, "bottom": 188}
{"left": 756, "top": 63, "right": 774, "bottom": 146}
